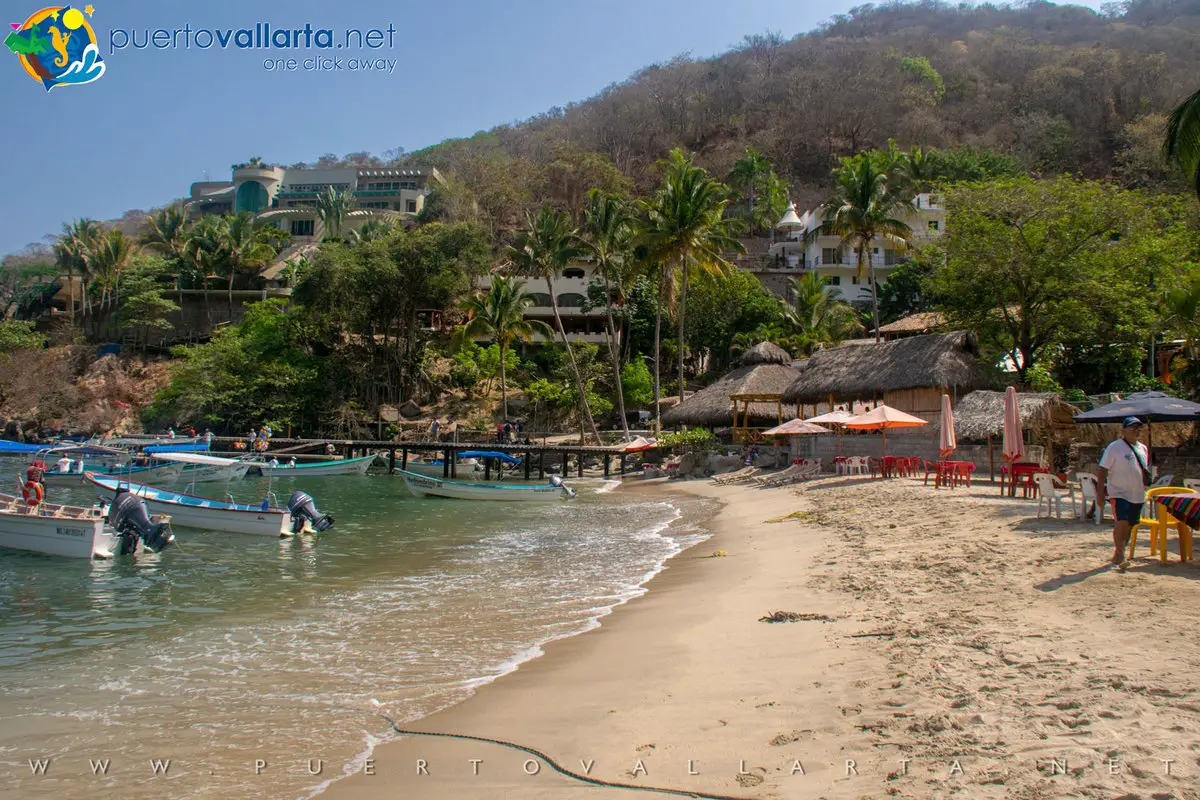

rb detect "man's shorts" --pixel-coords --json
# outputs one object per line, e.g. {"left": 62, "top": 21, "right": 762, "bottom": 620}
{"left": 1112, "top": 498, "right": 1144, "bottom": 525}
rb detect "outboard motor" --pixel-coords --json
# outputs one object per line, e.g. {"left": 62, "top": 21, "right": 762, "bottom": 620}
{"left": 107, "top": 490, "right": 175, "bottom": 555}
{"left": 287, "top": 491, "right": 334, "bottom": 534}
{"left": 549, "top": 474, "right": 577, "bottom": 498}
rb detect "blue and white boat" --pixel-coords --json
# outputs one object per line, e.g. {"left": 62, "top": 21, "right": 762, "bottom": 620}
{"left": 39, "top": 461, "right": 184, "bottom": 488}
{"left": 397, "top": 469, "right": 575, "bottom": 502}
{"left": 253, "top": 453, "right": 377, "bottom": 477}
{"left": 86, "top": 474, "right": 333, "bottom": 537}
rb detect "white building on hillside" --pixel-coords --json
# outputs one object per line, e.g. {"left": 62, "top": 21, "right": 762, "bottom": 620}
{"left": 478, "top": 264, "right": 612, "bottom": 345}
{"left": 762, "top": 193, "right": 945, "bottom": 304}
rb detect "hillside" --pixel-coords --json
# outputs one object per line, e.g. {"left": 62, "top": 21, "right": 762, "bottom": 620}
{"left": 386, "top": 0, "right": 1200, "bottom": 222}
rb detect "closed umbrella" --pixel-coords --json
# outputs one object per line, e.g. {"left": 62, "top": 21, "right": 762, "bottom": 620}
{"left": 1001, "top": 386, "right": 1025, "bottom": 463}
{"left": 844, "top": 404, "right": 928, "bottom": 459}
{"left": 938, "top": 394, "right": 956, "bottom": 458}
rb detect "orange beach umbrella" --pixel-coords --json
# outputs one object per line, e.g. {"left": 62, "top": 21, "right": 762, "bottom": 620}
{"left": 844, "top": 404, "right": 928, "bottom": 458}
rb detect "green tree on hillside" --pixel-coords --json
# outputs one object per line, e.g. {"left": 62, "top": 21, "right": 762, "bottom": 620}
{"left": 642, "top": 149, "right": 743, "bottom": 420}
{"left": 507, "top": 207, "right": 599, "bottom": 442}
{"left": 929, "top": 176, "right": 1198, "bottom": 382}
{"left": 453, "top": 275, "right": 551, "bottom": 418}
{"left": 811, "top": 152, "right": 914, "bottom": 342}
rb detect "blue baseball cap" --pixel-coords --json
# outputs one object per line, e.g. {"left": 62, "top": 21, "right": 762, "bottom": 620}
{"left": 1122, "top": 416, "right": 1144, "bottom": 428}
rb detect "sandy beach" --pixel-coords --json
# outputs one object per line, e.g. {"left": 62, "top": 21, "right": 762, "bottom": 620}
{"left": 322, "top": 475, "right": 1200, "bottom": 799}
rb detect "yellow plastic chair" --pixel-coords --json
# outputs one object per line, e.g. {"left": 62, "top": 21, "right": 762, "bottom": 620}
{"left": 1129, "top": 486, "right": 1196, "bottom": 563}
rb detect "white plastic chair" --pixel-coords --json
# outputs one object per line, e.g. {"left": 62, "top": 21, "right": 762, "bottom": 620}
{"left": 1151, "top": 473, "right": 1175, "bottom": 488}
{"left": 844, "top": 456, "right": 866, "bottom": 476}
{"left": 1184, "top": 479, "right": 1200, "bottom": 493}
{"left": 1032, "top": 473, "right": 1077, "bottom": 520}
{"left": 1075, "top": 472, "right": 1107, "bottom": 524}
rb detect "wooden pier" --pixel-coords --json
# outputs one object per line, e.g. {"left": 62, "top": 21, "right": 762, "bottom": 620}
{"left": 213, "top": 437, "right": 645, "bottom": 480}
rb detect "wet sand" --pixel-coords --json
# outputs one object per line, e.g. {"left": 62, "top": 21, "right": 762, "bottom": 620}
{"left": 321, "top": 475, "right": 1200, "bottom": 799}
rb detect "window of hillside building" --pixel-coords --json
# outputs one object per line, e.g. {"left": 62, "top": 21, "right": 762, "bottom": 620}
{"left": 822, "top": 247, "right": 841, "bottom": 264}
{"left": 290, "top": 219, "right": 314, "bottom": 236}
{"left": 528, "top": 293, "right": 552, "bottom": 307}
{"left": 884, "top": 249, "right": 899, "bottom": 265}
{"left": 851, "top": 276, "right": 859, "bottom": 285}
{"left": 406, "top": 199, "right": 417, "bottom": 213}
{"left": 828, "top": 276, "right": 841, "bottom": 286}
{"left": 557, "top": 293, "right": 586, "bottom": 307}
{"left": 562, "top": 267, "right": 586, "bottom": 279}
{"left": 929, "top": 220, "right": 940, "bottom": 231}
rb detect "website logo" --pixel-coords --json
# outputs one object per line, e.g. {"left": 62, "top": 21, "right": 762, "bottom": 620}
{"left": 6, "top": 5, "right": 104, "bottom": 91}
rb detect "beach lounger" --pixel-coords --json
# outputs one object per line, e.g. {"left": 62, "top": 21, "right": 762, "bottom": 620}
{"left": 751, "top": 465, "right": 800, "bottom": 487}
{"left": 712, "top": 466, "right": 753, "bottom": 485}
{"left": 727, "top": 467, "right": 768, "bottom": 484}
{"left": 769, "top": 462, "right": 821, "bottom": 487}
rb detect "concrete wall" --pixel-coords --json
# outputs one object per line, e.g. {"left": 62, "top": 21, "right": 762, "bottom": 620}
{"left": 789, "top": 434, "right": 1003, "bottom": 478}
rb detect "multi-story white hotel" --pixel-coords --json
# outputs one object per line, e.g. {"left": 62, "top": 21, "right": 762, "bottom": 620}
{"left": 478, "top": 264, "right": 612, "bottom": 345}
{"left": 756, "top": 192, "right": 945, "bottom": 303}
{"left": 186, "top": 162, "right": 440, "bottom": 242}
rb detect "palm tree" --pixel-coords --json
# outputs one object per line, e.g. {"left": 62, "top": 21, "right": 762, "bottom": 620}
{"left": 183, "top": 215, "right": 230, "bottom": 321}
{"left": 141, "top": 204, "right": 192, "bottom": 309}
{"left": 812, "top": 154, "right": 913, "bottom": 343}
{"left": 642, "top": 149, "right": 743, "bottom": 412}
{"left": 57, "top": 218, "right": 104, "bottom": 324}
{"left": 728, "top": 147, "right": 772, "bottom": 233}
{"left": 315, "top": 186, "right": 356, "bottom": 240}
{"left": 346, "top": 219, "right": 393, "bottom": 245}
{"left": 889, "top": 144, "right": 935, "bottom": 199}
{"left": 580, "top": 189, "right": 637, "bottom": 438}
{"left": 1165, "top": 89, "right": 1200, "bottom": 197}
{"left": 222, "top": 212, "right": 279, "bottom": 317}
{"left": 507, "top": 207, "right": 600, "bottom": 442}
{"left": 90, "top": 229, "right": 136, "bottom": 323}
{"left": 783, "top": 273, "right": 862, "bottom": 354}
{"left": 455, "top": 276, "right": 552, "bottom": 418}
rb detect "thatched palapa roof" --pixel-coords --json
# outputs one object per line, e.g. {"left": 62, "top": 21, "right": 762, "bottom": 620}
{"left": 662, "top": 342, "right": 798, "bottom": 427}
{"left": 782, "top": 331, "right": 988, "bottom": 404}
{"left": 945, "top": 391, "right": 1080, "bottom": 440}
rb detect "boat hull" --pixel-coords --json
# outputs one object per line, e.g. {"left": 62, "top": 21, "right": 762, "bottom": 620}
{"left": 0, "top": 496, "right": 115, "bottom": 559}
{"left": 87, "top": 476, "right": 290, "bottom": 536}
{"left": 174, "top": 463, "right": 252, "bottom": 483}
{"left": 397, "top": 470, "right": 572, "bottom": 502}
{"left": 400, "top": 460, "right": 484, "bottom": 478}
{"left": 42, "top": 462, "right": 184, "bottom": 487}
{"left": 258, "top": 454, "right": 376, "bottom": 477}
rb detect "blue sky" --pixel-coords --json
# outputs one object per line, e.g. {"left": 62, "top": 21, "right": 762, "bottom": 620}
{"left": 0, "top": 0, "right": 1109, "bottom": 256}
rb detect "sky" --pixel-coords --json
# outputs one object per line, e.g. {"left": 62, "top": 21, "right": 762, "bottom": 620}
{"left": 0, "top": 0, "right": 1110, "bottom": 256}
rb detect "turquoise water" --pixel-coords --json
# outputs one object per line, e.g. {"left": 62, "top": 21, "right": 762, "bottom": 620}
{"left": 0, "top": 470, "right": 714, "bottom": 799}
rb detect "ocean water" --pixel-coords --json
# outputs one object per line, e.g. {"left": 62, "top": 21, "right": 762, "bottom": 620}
{"left": 0, "top": 472, "right": 714, "bottom": 799}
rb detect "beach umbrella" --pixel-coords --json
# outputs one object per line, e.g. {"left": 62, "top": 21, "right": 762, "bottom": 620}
{"left": 938, "top": 394, "right": 957, "bottom": 458}
{"left": 1002, "top": 386, "right": 1025, "bottom": 463}
{"left": 761, "top": 419, "right": 830, "bottom": 436}
{"left": 1072, "top": 391, "right": 1200, "bottom": 451}
{"left": 844, "top": 404, "right": 928, "bottom": 458}
{"left": 805, "top": 409, "right": 856, "bottom": 457}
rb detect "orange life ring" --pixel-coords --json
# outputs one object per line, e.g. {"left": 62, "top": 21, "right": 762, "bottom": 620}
{"left": 21, "top": 481, "right": 43, "bottom": 506}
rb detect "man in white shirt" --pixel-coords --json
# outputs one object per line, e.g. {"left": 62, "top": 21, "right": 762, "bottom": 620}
{"left": 55, "top": 456, "right": 72, "bottom": 473}
{"left": 1096, "top": 416, "right": 1150, "bottom": 566}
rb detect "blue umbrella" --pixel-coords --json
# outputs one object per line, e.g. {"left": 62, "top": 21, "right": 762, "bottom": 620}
{"left": 1073, "top": 391, "right": 1200, "bottom": 452}
{"left": 1072, "top": 392, "right": 1200, "bottom": 423}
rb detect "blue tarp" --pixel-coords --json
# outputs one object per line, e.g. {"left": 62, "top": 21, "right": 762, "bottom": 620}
{"left": 459, "top": 450, "right": 522, "bottom": 465}
{"left": 0, "top": 440, "right": 41, "bottom": 453}
{"left": 143, "top": 443, "right": 211, "bottom": 454}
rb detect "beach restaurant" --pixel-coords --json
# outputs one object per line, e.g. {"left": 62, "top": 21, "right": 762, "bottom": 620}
{"left": 941, "top": 390, "right": 1082, "bottom": 480}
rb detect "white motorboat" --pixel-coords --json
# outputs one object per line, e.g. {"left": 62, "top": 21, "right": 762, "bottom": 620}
{"left": 254, "top": 453, "right": 377, "bottom": 477}
{"left": 0, "top": 491, "right": 174, "bottom": 559}
{"left": 401, "top": 458, "right": 484, "bottom": 478}
{"left": 87, "top": 474, "right": 334, "bottom": 537}
{"left": 397, "top": 470, "right": 575, "bottom": 502}
{"left": 154, "top": 452, "right": 251, "bottom": 483}
{"left": 39, "top": 461, "right": 184, "bottom": 487}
